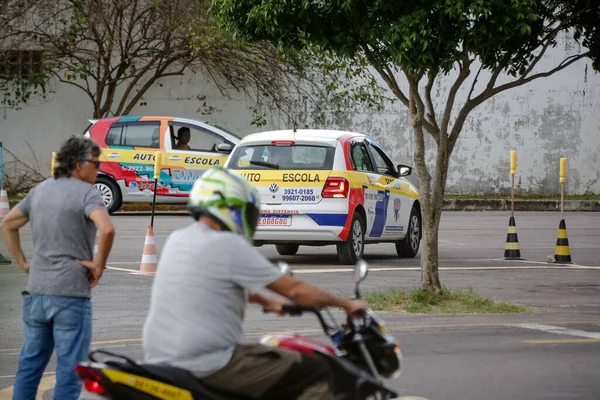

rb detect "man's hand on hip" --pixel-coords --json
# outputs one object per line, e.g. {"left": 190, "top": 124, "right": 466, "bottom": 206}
{"left": 20, "top": 261, "right": 30, "bottom": 274}
{"left": 77, "top": 260, "right": 104, "bottom": 288}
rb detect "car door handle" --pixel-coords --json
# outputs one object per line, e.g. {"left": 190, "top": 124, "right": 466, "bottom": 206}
{"left": 385, "top": 189, "right": 390, "bottom": 194}
{"left": 106, "top": 153, "right": 120, "bottom": 158}
{"left": 168, "top": 156, "right": 181, "bottom": 161}
{"left": 362, "top": 184, "right": 368, "bottom": 189}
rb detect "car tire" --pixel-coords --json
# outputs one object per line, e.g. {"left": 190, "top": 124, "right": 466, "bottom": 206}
{"left": 275, "top": 244, "right": 299, "bottom": 256}
{"left": 336, "top": 212, "right": 365, "bottom": 265}
{"left": 94, "top": 175, "right": 122, "bottom": 214}
{"left": 396, "top": 206, "right": 421, "bottom": 258}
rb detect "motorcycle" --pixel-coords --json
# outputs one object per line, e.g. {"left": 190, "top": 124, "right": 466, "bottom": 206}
{"left": 75, "top": 260, "right": 403, "bottom": 400}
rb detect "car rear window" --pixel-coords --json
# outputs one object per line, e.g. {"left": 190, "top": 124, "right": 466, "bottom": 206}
{"left": 228, "top": 144, "right": 335, "bottom": 170}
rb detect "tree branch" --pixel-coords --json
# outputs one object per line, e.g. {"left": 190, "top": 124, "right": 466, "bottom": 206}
{"left": 449, "top": 52, "right": 590, "bottom": 152}
{"left": 424, "top": 72, "right": 439, "bottom": 131}
{"left": 474, "top": 52, "right": 589, "bottom": 107}
{"left": 360, "top": 44, "right": 409, "bottom": 107}
{"left": 122, "top": 59, "right": 189, "bottom": 115}
{"left": 405, "top": 70, "right": 440, "bottom": 145}
{"left": 440, "top": 45, "right": 472, "bottom": 139}
{"left": 466, "top": 64, "right": 483, "bottom": 102}
{"left": 113, "top": 53, "right": 166, "bottom": 116}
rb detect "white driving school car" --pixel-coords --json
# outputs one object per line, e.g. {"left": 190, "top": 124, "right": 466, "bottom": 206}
{"left": 224, "top": 129, "right": 421, "bottom": 264}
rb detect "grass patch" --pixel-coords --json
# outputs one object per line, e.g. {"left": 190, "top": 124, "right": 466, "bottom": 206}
{"left": 365, "top": 286, "right": 530, "bottom": 314}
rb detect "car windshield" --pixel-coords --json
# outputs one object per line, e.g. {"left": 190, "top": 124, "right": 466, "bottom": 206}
{"left": 228, "top": 144, "right": 335, "bottom": 170}
{"left": 205, "top": 122, "right": 244, "bottom": 140}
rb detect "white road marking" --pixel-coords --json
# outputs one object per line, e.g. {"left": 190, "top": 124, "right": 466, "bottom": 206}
{"left": 106, "top": 266, "right": 140, "bottom": 272}
{"left": 106, "top": 264, "right": 600, "bottom": 275}
{"left": 513, "top": 323, "right": 600, "bottom": 339}
{"left": 107, "top": 261, "right": 141, "bottom": 264}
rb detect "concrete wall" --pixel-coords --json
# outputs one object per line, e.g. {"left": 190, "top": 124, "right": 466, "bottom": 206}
{"left": 1, "top": 35, "right": 598, "bottom": 195}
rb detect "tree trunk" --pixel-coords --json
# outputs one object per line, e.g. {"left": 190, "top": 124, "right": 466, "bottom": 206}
{"left": 407, "top": 76, "right": 446, "bottom": 294}
{"left": 419, "top": 195, "right": 443, "bottom": 293}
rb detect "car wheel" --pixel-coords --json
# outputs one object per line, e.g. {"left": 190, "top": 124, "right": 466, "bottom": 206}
{"left": 275, "top": 244, "right": 299, "bottom": 256}
{"left": 94, "top": 176, "right": 122, "bottom": 214}
{"left": 336, "top": 212, "right": 365, "bottom": 265}
{"left": 396, "top": 206, "right": 421, "bottom": 258}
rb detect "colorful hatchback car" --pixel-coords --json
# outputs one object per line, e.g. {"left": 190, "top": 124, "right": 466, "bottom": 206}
{"left": 224, "top": 129, "right": 422, "bottom": 264}
{"left": 84, "top": 116, "right": 241, "bottom": 213}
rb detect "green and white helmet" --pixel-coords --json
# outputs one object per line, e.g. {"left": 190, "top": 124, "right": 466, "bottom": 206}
{"left": 187, "top": 167, "right": 261, "bottom": 241}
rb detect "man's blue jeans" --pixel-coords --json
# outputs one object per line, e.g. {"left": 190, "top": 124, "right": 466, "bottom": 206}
{"left": 12, "top": 293, "right": 92, "bottom": 400}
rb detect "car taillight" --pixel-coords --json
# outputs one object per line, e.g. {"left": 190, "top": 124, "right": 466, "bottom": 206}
{"left": 75, "top": 365, "right": 106, "bottom": 395}
{"left": 321, "top": 177, "right": 349, "bottom": 198}
{"left": 271, "top": 140, "right": 295, "bottom": 145}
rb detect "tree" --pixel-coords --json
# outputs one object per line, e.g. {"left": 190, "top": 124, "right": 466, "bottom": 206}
{"left": 0, "top": 0, "right": 49, "bottom": 108}
{"left": 211, "top": 0, "right": 599, "bottom": 293}
{"left": 0, "top": 0, "right": 385, "bottom": 121}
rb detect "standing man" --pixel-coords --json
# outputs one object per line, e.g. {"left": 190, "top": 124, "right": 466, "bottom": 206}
{"left": 0, "top": 136, "right": 115, "bottom": 400}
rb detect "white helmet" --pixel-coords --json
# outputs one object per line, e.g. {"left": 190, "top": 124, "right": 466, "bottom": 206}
{"left": 187, "top": 167, "right": 260, "bottom": 241}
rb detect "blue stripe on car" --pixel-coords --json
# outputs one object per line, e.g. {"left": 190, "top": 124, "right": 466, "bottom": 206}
{"left": 306, "top": 213, "right": 348, "bottom": 227}
{"left": 369, "top": 190, "right": 390, "bottom": 238}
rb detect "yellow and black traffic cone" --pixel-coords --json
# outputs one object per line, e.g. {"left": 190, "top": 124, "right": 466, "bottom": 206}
{"left": 554, "top": 219, "right": 573, "bottom": 264}
{"left": 503, "top": 216, "right": 523, "bottom": 260}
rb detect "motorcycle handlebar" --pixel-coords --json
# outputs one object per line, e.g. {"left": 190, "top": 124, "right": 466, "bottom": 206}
{"left": 278, "top": 303, "right": 367, "bottom": 320}
{"left": 281, "top": 303, "right": 315, "bottom": 315}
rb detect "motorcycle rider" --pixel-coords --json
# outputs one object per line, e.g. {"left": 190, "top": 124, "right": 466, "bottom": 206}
{"left": 142, "top": 166, "right": 368, "bottom": 400}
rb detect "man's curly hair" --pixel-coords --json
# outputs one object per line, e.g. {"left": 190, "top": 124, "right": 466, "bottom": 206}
{"left": 54, "top": 136, "right": 101, "bottom": 179}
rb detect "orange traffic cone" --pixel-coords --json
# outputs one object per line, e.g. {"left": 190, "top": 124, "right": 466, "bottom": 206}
{"left": 139, "top": 225, "right": 158, "bottom": 275}
{"left": 0, "top": 186, "right": 9, "bottom": 219}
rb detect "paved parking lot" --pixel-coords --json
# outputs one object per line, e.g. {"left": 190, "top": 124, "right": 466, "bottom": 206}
{"left": 1, "top": 211, "right": 599, "bottom": 399}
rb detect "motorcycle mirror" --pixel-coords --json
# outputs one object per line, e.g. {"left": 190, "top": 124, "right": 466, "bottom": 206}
{"left": 353, "top": 259, "right": 369, "bottom": 298}
{"left": 353, "top": 259, "right": 369, "bottom": 283}
{"left": 277, "top": 262, "right": 294, "bottom": 277}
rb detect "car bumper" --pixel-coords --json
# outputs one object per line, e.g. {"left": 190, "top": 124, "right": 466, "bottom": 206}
{"left": 254, "top": 212, "right": 348, "bottom": 244}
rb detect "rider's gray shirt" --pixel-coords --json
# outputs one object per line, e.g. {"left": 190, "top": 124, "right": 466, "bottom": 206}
{"left": 16, "top": 177, "right": 105, "bottom": 298}
{"left": 142, "top": 221, "right": 283, "bottom": 377}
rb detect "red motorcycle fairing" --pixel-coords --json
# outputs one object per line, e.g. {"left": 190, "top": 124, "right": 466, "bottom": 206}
{"left": 261, "top": 333, "right": 337, "bottom": 356}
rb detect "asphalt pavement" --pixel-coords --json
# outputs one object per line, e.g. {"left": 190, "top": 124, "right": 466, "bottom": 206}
{"left": 1, "top": 211, "right": 599, "bottom": 399}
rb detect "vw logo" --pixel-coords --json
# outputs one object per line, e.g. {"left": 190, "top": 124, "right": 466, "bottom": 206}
{"left": 268, "top": 183, "right": 279, "bottom": 193}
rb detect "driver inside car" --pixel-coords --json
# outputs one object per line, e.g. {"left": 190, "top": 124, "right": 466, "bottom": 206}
{"left": 142, "top": 166, "right": 367, "bottom": 400}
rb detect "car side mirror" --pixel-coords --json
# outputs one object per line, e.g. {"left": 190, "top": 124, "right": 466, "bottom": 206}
{"left": 353, "top": 259, "right": 369, "bottom": 298}
{"left": 397, "top": 164, "right": 412, "bottom": 177}
{"left": 216, "top": 143, "right": 233, "bottom": 154}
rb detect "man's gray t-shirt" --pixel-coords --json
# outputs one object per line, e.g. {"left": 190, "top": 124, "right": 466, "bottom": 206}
{"left": 17, "top": 177, "right": 106, "bottom": 298}
{"left": 142, "top": 222, "right": 283, "bottom": 377}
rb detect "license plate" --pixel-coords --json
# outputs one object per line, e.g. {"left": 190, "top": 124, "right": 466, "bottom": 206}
{"left": 258, "top": 215, "right": 292, "bottom": 226}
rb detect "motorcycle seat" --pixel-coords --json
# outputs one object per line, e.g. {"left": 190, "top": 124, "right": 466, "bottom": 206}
{"left": 116, "top": 361, "right": 254, "bottom": 400}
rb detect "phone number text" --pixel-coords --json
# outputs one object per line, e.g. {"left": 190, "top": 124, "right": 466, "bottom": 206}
{"left": 283, "top": 188, "right": 314, "bottom": 195}
{"left": 282, "top": 195, "right": 317, "bottom": 202}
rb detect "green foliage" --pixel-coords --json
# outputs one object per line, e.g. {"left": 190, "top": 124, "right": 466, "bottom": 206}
{"left": 211, "top": 0, "right": 599, "bottom": 78}
{"left": 1, "top": 72, "right": 50, "bottom": 109}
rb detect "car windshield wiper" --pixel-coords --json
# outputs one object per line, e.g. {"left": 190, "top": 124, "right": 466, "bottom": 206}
{"left": 249, "top": 160, "right": 280, "bottom": 169}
